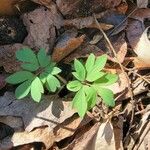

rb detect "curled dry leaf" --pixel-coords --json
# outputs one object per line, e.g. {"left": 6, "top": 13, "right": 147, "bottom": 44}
{"left": 22, "top": 5, "right": 63, "bottom": 52}
{"left": 134, "top": 27, "right": 150, "bottom": 65}
{"left": 0, "top": 43, "right": 28, "bottom": 73}
{"left": 0, "top": 92, "right": 75, "bottom": 132}
{"left": 52, "top": 30, "right": 85, "bottom": 62}
{"left": 64, "top": 12, "right": 113, "bottom": 30}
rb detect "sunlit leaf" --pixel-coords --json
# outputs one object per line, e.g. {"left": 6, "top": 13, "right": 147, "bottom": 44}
{"left": 51, "top": 67, "right": 62, "bottom": 75}
{"left": 37, "top": 48, "right": 50, "bottom": 67}
{"left": 46, "top": 75, "right": 60, "bottom": 92}
{"left": 31, "top": 77, "right": 44, "bottom": 102}
{"left": 67, "top": 80, "right": 82, "bottom": 92}
{"left": 96, "top": 86, "right": 115, "bottom": 107}
{"left": 6, "top": 71, "right": 34, "bottom": 84}
{"left": 94, "top": 73, "right": 118, "bottom": 86}
{"left": 85, "top": 53, "right": 95, "bottom": 73}
{"left": 86, "top": 71, "right": 105, "bottom": 82}
{"left": 72, "top": 88, "right": 87, "bottom": 118}
{"left": 74, "top": 59, "right": 86, "bottom": 81}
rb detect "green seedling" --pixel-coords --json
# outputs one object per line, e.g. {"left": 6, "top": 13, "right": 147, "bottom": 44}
{"left": 67, "top": 54, "right": 118, "bottom": 118}
{"left": 6, "top": 48, "right": 61, "bottom": 102}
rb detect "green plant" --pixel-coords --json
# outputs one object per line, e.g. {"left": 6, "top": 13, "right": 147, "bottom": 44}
{"left": 6, "top": 48, "right": 61, "bottom": 102}
{"left": 67, "top": 54, "right": 118, "bottom": 118}
{"left": 6, "top": 49, "right": 118, "bottom": 118}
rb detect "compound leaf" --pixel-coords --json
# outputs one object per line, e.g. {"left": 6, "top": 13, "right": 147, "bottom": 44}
{"left": 85, "top": 53, "right": 95, "bottom": 73}
{"left": 16, "top": 48, "right": 38, "bottom": 66}
{"left": 96, "top": 87, "right": 115, "bottom": 107}
{"left": 6, "top": 71, "right": 34, "bottom": 84}
{"left": 46, "top": 75, "right": 60, "bottom": 92}
{"left": 72, "top": 88, "right": 87, "bottom": 118}
{"left": 31, "top": 77, "right": 44, "bottom": 102}
{"left": 15, "top": 80, "right": 32, "bottom": 99}
{"left": 51, "top": 67, "right": 61, "bottom": 75}
{"left": 74, "top": 59, "right": 86, "bottom": 81}
{"left": 39, "top": 72, "right": 48, "bottom": 84}
{"left": 37, "top": 48, "right": 50, "bottom": 67}
{"left": 67, "top": 80, "right": 82, "bottom": 92}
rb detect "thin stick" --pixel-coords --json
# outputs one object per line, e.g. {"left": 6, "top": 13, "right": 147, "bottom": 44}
{"left": 93, "top": 14, "right": 135, "bottom": 142}
{"left": 56, "top": 75, "right": 67, "bottom": 84}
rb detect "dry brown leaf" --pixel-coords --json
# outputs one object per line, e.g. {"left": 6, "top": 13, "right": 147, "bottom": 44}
{"left": 91, "top": 121, "right": 115, "bottom": 150}
{"left": 63, "top": 43, "right": 104, "bottom": 63}
{"left": 133, "top": 57, "right": 150, "bottom": 69}
{"left": 0, "top": 114, "right": 92, "bottom": 149}
{"left": 64, "top": 13, "right": 113, "bottom": 30}
{"left": 52, "top": 30, "right": 85, "bottom": 62}
{"left": 0, "top": 43, "right": 28, "bottom": 73}
{"left": 134, "top": 27, "right": 150, "bottom": 65}
{"left": 0, "top": 74, "right": 6, "bottom": 90}
{"left": 116, "top": 1, "right": 128, "bottom": 14}
{"left": 137, "top": 0, "right": 148, "bottom": 8}
{"left": 31, "top": 0, "right": 52, "bottom": 6}
{"left": 22, "top": 5, "right": 63, "bottom": 52}
{"left": 0, "top": 92, "right": 75, "bottom": 132}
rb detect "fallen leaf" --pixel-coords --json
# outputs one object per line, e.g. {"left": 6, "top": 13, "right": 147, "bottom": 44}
{"left": 22, "top": 5, "right": 63, "bottom": 52}
{"left": 0, "top": 92, "right": 75, "bottom": 132}
{"left": 91, "top": 121, "right": 115, "bottom": 150}
{"left": 137, "top": 0, "right": 148, "bottom": 8}
{"left": 63, "top": 12, "right": 113, "bottom": 30}
{"left": 0, "top": 74, "right": 6, "bottom": 90}
{"left": 52, "top": 30, "right": 85, "bottom": 62}
{"left": 116, "top": 1, "right": 128, "bottom": 14}
{"left": 63, "top": 43, "right": 104, "bottom": 63}
{"left": 134, "top": 27, "right": 150, "bottom": 65}
{"left": 31, "top": 0, "right": 52, "bottom": 6}
{"left": 0, "top": 43, "right": 28, "bottom": 73}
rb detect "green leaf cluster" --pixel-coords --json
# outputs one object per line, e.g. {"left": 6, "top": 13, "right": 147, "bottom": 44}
{"left": 67, "top": 54, "right": 118, "bottom": 118}
{"left": 6, "top": 48, "right": 61, "bottom": 102}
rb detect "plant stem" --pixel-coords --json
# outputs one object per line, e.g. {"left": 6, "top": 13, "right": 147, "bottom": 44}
{"left": 56, "top": 74, "right": 67, "bottom": 84}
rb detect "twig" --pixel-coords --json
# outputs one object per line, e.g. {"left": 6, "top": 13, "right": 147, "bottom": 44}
{"left": 56, "top": 75, "right": 67, "bottom": 84}
{"left": 93, "top": 14, "right": 135, "bottom": 143}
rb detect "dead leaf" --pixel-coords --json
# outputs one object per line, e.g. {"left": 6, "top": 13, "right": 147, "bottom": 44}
{"left": 133, "top": 57, "right": 150, "bottom": 69}
{"left": 0, "top": 43, "right": 28, "bottom": 73}
{"left": 0, "top": 92, "right": 75, "bottom": 132}
{"left": 22, "top": 5, "right": 63, "bottom": 52}
{"left": 116, "top": 1, "right": 128, "bottom": 14}
{"left": 52, "top": 30, "right": 85, "bottom": 62}
{"left": 63, "top": 43, "right": 104, "bottom": 63}
{"left": 31, "top": 0, "right": 52, "bottom": 6}
{"left": 137, "top": 0, "right": 148, "bottom": 8}
{"left": 134, "top": 27, "right": 150, "bottom": 65}
{"left": 0, "top": 74, "right": 6, "bottom": 90}
{"left": 91, "top": 121, "right": 115, "bottom": 150}
{"left": 63, "top": 12, "right": 113, "bottom": 30}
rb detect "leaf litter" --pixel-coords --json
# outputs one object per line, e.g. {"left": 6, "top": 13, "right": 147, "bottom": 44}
{"left": 0, "top": 0, "right": 150, "bottom": 149}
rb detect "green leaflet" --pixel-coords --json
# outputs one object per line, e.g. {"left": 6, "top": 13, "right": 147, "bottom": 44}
{"left": 37, "top": 48, "right": 50, "bottom": 67}
{"left": 6, "top": 71, "right": 34, "bottom": 84}
{"left": 15, "top": 79, "right": 32, "bottom": 99}
{"left": 39, "top": 72, "right": 48, "bottom": 84}
{"left": 94, "top": 54, "right": 107, "bottom": 71}
{"left": 74, "top": 59, "right": 86, "bottom": 81}
{"left": 86, "top": 71, "right": 105, "bottom": 82}
{"left": 67, "top": 80, "right": 82, "bottom": 92}
{"left": 72, "top": 88, "right": 87, "bottom": 118}
{"left": 83, "top": 86, "right": 97, "bottom": 110}
{"left": 46, "top": 75, "right": 60, "bottom": 92}
{"left": 51, "top": 67, "right": 62, "bottom": 75}
{"left": 96, "top": 86, "right": 115, "bottom": 107}
{"left": 31, "top": 77, "right": 44, "bottom": 102}
{"left": 94, "top": 73, "right": 118, "bottom": 86}
{"left": 21, "top": 63, "right": 39, "bottom": 72}
{"left": 85, "top": 53, "right": 95, "bottom": 73}
{"left": 16, "top": 48, "right": 39, "bottom": 66}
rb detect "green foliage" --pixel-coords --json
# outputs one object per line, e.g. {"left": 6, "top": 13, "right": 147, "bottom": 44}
{"left": 6, "top": 48, "right": 61, "bottom": 102}
{"left": 67, "top": 53, "right": 118, "bottom": 118}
